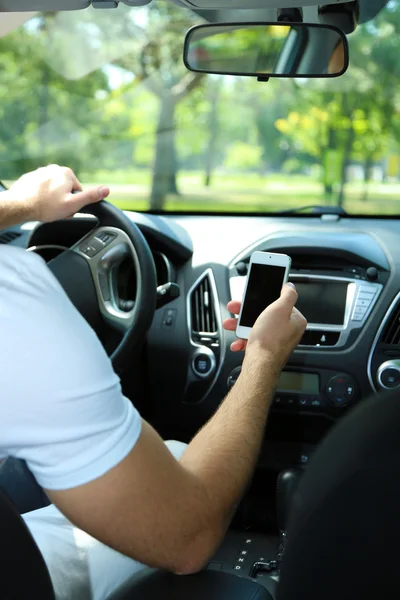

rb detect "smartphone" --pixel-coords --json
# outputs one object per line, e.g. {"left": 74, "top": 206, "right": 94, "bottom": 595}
{"left": 236, "top": 251, "right": 292, "bottom": 340}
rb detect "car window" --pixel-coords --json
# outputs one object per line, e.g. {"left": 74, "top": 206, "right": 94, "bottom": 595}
{"left": 0, "top": 0, "right": 399, "bottom": 215}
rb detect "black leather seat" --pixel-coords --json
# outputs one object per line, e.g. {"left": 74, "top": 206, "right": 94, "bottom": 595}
{"left": 106, "top": 568, "right": 273, "bottom": 600}
{"left": 0, "top": 489, "right": 55, "bottom": 600}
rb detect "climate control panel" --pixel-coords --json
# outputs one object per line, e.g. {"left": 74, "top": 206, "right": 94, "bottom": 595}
{"left": 227, "top": 366, "right": 358, "bottom": 414}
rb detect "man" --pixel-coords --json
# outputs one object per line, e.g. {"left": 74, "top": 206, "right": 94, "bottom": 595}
{"left": 0, "top": 165, "right": 307, "bottom": 599}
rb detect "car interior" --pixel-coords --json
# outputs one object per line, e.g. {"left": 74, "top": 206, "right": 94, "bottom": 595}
{"left": 1, "top": 0, "right": 400, "bottom": 597}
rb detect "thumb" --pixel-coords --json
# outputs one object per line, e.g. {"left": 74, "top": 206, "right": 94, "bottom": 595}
{"left": 67, "top": 186, "right": 110, "bottom": 212}
{"left": 278, "top": 282, "right": 298, "bottom": 313}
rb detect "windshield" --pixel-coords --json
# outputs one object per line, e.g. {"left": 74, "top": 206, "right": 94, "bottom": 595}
{"left": 0, "top": 1, "right": 399, "bottom": 215}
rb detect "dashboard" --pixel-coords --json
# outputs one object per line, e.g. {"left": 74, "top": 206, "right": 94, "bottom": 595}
{"left": 4, "top": 211, "right": 400, "bottom": 471}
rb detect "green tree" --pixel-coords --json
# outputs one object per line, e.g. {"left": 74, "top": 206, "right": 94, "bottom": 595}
{"left": 0, "top": 14, "right": 108, "bottom": 178}
{"left": 274, "top": 1, "right": 400, "bottom": 205}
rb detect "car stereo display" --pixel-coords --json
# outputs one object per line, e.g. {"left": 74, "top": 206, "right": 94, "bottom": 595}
{"left": 294, "top": 281, "right": 348, "bottom": 326}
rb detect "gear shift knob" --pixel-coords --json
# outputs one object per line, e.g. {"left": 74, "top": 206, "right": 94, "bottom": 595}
{"left": 276, "top": 468, "right": 303, "bottom": 532}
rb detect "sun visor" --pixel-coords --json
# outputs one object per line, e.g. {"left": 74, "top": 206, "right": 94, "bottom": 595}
{"left": 177, "top": 0, "right": 350, "bottom": 8}
{"left": 0, "top": 0, "right": 150, "bottom": 11}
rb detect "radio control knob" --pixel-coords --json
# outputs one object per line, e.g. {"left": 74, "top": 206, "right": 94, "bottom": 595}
{"left": 377, "top": 360, "right": 400, "bottom": 390}
{"left": 326, "top": 375, "right": 356, "bottom": 408}
{"left": 236, "top": 261, "right": 248, "bottom": 276}
{"left": 366, "top": 267, "right": 378, "bottom": 281}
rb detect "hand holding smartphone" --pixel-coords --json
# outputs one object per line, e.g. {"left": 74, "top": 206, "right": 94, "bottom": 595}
{"left": 236, "top": 251, "right": 292, "bottom": 340}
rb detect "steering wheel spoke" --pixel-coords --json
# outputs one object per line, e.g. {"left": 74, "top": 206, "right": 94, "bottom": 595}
{"left": 72, "top": 226, "right": 139, "bottom": 334}
{"left": 47, "top": 201, "right": 157, "bottom": 370}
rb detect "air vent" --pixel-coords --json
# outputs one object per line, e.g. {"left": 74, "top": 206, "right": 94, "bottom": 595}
{"left": 191, "top": 273, "right": 217, "bottom": 336}
{"left": 381, "top": 303, "right": 400, "bottom": 345}
{"left": 0, "top": 231, "right": 21, "bottom": 244}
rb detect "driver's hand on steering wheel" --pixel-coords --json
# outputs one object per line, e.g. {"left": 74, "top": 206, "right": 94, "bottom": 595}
{"left": 7, "top": 164, "right": 110, "bottom": 223}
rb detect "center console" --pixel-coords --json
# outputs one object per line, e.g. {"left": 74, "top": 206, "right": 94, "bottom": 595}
{"left": 225, "top": 231, "right": 391, "bottom": 432}
{"left": 230, "top": 274, "right": 382, "bottom": 349}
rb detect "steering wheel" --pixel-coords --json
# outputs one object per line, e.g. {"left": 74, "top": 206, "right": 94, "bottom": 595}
{"left": 47, "top": 201, "right": 157, "bottom": 371}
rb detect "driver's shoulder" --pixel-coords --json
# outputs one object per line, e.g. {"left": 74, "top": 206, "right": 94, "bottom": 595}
{"left": 0, "top": 244, "right": 46, "bottom": 275}
{"left": 0, "top": 245, "right": 60, "bottom": 294}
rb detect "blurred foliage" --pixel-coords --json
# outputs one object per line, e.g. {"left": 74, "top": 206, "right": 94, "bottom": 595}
{"left": 0, "top": 1, "right": 399, "bottom": 211}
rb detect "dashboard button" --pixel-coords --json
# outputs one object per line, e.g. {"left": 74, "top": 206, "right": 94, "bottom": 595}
{"left": 380, "top": 368, "right": 400, "bottom": 389}
{"left": 352, "top": 313, "right": 364, "bottom": 322}
{"left": 310, "top": 398, "right": 322, "bottom": 409}
{"left": 326, "top": 375, "right": 357, "bottom": 407}
{"left": 353, "top": 306, "right": 367, "bottom": 315}
{"left": 192, "top": 348, "right": 216, "bottom": 379}
{"left": 194, "top": 355, "right": 211, "bottom": 374}
{"left": 360, "top": 284, "right": 377, "bottom": 293}
{"left": 300, "top": 330, "right": 340, "bottom": 347}
{"left": 326, "top": 385, "right": 334, "bottom": 399}
{"left": 357, "top": 299, "right": 371, "bottom": 308}
{"left": 162, "top": 308, "right": 177, "bottom": 329}
{"left": 358, "top": 292, "right": 375, "bottom": 300}
{"left": 298, "top": 396, "right": 311, "bottom": 408}
{"left": 274, "top": 394, "right": 295, "bottom": 407}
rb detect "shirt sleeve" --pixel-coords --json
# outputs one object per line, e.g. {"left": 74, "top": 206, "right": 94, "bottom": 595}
{"left": 0, "top": 247, "right": 142, "bottom": 490}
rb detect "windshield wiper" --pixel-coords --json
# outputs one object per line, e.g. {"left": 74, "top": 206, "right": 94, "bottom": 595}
{"left": 277, "top": 205, "right": 347, "bottom": 216}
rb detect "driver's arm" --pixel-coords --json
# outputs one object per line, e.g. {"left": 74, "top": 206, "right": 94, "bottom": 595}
{"left": 3, "top": 208, "right": 305, "bottom": 576}
{"left": 0, "top": 165, "right": 109, "bottom": 228}
{"left": 43, "top": 287, "right": 305, "bottom": 575}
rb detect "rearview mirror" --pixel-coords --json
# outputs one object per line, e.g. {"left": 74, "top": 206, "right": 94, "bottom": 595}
{"left": 184, "top": 22, "right": 349, "bottom": 78}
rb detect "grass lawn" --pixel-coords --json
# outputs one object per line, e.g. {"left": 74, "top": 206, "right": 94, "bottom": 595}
{"left": 82, "top": 169, "right": 400, "bottom": 216}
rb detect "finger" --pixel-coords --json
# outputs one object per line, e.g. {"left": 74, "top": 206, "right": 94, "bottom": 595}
{"left": 230, "top": 339, "right": 247, "bottom": 352}
{"left": 291, "top": 307, "right": 307, "bottom": 329}
{"left": 278, "top": 283, "right": 298, "bottom": 314}
{"left": 66, "top": 186, "right": 110, "bottom": 213}
{"left": 222, "top": 317, "right": 238, "bottom": 332}
{"left": 227, "top": 300, "right": 241, "bottom": 314}
{"left": 61, "top": 167, "right": 82, "bottom": 192}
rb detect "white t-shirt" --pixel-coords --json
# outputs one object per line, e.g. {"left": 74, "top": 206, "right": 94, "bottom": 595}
{"left": 0, "top": 245, "right": 142, "bottom": 488}
{"left": 0, "top": 245, "right": 144, "bottom": 598}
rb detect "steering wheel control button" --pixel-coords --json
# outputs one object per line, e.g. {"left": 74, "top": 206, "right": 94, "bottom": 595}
{"left": 326, "top": 375, "right": 356, "bottom": 407}
{"left": 377, "top": 361, "right": 400, "bottom": 389}
{"left": 95, "top": 231, "right": 116, "bottom": 246}
{"left": 192, "top": 347, "right": 216, "bottom": 379}
{"left": 80, "top": 244, "right": 98, "bottom": 258}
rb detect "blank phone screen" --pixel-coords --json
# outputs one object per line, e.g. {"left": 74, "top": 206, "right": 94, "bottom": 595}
{"left": 239, "top": 263, "right": 286, "bottom": 328}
